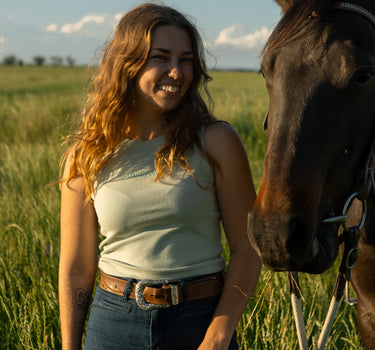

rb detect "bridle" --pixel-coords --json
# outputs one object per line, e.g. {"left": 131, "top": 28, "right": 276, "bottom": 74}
{"left": 291, "top": 125, "right": 375, "bottom": 350}
{"left": 358, "top": 136, "right": 375, "bottom": 201}
{"left": 287, "top": 2, "right": 375, "bottom": 349}
{"left": 322, "top": 137, "right": 375, "bottom": 227}
{"left": 332, "top": 2, "right": 375, "bottom": 27}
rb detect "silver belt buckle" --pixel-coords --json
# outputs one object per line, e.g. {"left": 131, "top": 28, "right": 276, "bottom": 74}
{"left": 135, "top": 280, "right": 180, "bottom": 311}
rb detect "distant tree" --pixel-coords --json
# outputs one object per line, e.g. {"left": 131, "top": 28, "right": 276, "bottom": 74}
{"left": 50, "top": 56, "right": 64, "bottom": 66}
{"left": 66, "top": 56, "right": 76, "bottom": 67}
{"left": 3, "top": 55, "right": 17, "bottom": 66}
{"left": 33, "top": 55, "right": 46, "bottom": 66}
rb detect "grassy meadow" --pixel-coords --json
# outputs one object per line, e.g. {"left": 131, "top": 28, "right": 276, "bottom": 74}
{"left": 0, "top": 66, "right": 364, "bottom": 349}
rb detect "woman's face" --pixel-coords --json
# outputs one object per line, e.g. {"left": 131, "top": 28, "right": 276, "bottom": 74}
{"left": 134, "top": 25, "right": 194, "bottom": 117}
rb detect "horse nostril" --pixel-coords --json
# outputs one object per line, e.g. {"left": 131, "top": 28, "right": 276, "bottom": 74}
{"left": 287, "top": 216, "right": 311, "bottom": 253}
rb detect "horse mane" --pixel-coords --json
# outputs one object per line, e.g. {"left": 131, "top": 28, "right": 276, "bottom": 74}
{"left": 262, "top": 0, "right": 337, "bottom": 55}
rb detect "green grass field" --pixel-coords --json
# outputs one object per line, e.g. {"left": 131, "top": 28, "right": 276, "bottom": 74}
{"left": 0, "top": 66, "right": 364, "bottom": 349}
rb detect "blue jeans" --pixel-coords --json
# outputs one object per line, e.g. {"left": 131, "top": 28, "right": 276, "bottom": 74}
{"left": 84, "top": 284, "right": 239, "bottom": 350}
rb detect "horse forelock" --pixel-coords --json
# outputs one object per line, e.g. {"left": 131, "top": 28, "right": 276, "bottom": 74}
{"left": 262, "top": 0, "right": 337, "bottom": 56}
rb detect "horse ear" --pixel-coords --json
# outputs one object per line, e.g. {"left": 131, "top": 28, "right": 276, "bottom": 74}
{"left": 263, "top": 110, "right": 269, "bottom": 131}
{"left": 275, "top": 0, "right": 295, "bottom": 13}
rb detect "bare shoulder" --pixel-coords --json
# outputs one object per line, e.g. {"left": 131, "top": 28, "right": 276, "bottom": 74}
{"left": 61, "top": 151, "right": 86, "bottom": 193}
{"left": 204, "top": 122, "right": 247, "bottom": 161}
{"left": 204, "top": 121, "right": 240, "bottom": 142}
{"left": 204, "top": 122, "right": 256, "bottom": 224}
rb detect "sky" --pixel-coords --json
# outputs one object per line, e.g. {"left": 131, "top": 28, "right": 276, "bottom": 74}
{"left": 0, "top": 0, "right": 282, "bottom": 70}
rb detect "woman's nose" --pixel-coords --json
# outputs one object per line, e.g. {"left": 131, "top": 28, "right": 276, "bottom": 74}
{"left": 167, "top": 65, "right": 182, "bottom": 80}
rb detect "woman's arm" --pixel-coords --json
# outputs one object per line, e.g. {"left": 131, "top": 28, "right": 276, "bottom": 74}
{"left": 59, "top": 162, "right": 98, "bottom": 350}
{"left": 199, "top": 122, "right": 262, "bottom": 350}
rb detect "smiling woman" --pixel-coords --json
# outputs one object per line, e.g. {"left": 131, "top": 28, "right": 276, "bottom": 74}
{"left": 132, "top": 25, "right": 194, "bottom": 137}
{"left": 58, "top": 2, "right": 261, "bottom": 350}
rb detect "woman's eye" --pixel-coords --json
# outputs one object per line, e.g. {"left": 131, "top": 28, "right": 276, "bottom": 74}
{"left": 181, "top": 57, "right": 193, "bottom": 63}
{"left": 151, "top": 55, "right": 167, "bottom": 61}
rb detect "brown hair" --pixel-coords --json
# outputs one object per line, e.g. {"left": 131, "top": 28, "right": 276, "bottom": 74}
{"left": 61, "top": 3, "right": 216, "bottom": 199}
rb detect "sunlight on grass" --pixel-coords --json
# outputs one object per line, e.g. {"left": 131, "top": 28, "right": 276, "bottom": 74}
{"left": 0, "top": 66, "right": 364, "bottom": 349}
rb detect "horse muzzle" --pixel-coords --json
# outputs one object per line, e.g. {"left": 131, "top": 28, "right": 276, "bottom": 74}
{"left": 248, "top": 209, "right": 339, "bottom": 274}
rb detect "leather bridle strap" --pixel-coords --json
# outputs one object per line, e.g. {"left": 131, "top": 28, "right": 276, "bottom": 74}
{"left": 330, "top": 2, "right": 375, "bottom": 201}
{"left": 332, "top": 2, "right": 375, "bottom": 28}
{"left": 358, "top": 136, "right": 375, "bottom": 201}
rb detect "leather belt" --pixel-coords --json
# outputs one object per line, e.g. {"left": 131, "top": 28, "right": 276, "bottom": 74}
{"left": 100, "top": 271, "right": 224, "bottom": 310}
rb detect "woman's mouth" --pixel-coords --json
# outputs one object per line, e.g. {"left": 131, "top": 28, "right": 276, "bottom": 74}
{"left": 157, "top": 84, "right": 180, "bottom": 93}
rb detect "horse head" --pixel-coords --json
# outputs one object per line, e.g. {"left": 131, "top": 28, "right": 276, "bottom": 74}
{"left": 249, "top": 0, "right": 375, "bottom": 274}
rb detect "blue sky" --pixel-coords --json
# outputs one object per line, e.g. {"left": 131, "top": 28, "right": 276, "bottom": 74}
{"left": 0, "top": 0, "right": 282, "bottom": 69}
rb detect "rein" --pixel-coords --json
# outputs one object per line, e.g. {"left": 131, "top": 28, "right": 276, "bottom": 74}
{"left": 290, "top": 192, "right": 366, "bottom": 350}
{"left": 287, "top": 3, "right": 375, "bottom": 349}
{"left": 290, "top": 155, "right": 375, "bottom": 350}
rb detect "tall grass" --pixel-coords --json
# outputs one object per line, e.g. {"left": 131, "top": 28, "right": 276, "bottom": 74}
{"left": 0, "top": 66, "right": 363, "bottom": 349}
{"left": 208, "top": 71, "right": 268, "bottom": 190}
{"left": 0, "top": 66, "right": 87, "bottom": 349}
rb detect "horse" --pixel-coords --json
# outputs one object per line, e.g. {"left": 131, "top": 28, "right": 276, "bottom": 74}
{"left": 248, "top": 0, "right": 375, "bottom": 348}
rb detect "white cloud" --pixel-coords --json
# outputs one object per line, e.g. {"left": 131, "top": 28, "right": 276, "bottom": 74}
{"left": 214, "top": 26, "right": 272, "bottom": 50}
{"left": 109, "top": 13, "right": 124, "bottom": 30}
{"left": 45, "top": 23, "right": 57, "bottom": 32}
{"left": 113, "top": 13, "right": 123, "bottom": 25}
{"left": 40, "top": 13, "right": 123, "bottom": 38}
{"left": 61, "top": 15, "right": 106, "bottom": 34}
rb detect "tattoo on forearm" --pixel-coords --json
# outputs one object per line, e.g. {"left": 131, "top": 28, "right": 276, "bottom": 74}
{"left": 74, "top": 288, "right": 91, "bottom": 310}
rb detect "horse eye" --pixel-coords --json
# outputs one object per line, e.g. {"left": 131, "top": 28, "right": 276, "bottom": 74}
{"left": 351, "top": 68, "right": 374, "bottom": 88}
{"left": 259, "top": 68, "right": 265, "bottom": 79}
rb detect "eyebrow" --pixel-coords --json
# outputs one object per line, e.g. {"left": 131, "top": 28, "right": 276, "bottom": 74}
{"left": 151, "top": 48, "right": 194, "bottom": 56}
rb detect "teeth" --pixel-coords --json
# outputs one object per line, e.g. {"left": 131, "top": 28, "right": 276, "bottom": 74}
{"left": 159, "top": 85, "right": 180, "bottom": 93}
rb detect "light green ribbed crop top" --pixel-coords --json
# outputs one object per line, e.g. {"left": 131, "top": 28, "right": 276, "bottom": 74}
{"left": 92, "top": 132, "right": 225, "bottom": 280}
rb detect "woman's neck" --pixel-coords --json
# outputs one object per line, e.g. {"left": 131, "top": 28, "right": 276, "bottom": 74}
{"left": 124, "top": 113, "right": 166, "bottom": 141}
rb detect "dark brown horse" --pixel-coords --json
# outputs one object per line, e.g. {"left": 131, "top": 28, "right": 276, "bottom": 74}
{"left": 248, "top": 0, "right": 375, "bottom": 348}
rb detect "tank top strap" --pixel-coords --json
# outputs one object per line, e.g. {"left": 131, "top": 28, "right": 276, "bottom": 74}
{"left": 199, "top": 125, "right": 207, "bottom": 151}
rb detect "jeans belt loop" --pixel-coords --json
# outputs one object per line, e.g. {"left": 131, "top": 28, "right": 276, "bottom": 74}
{"left": 170, "top": 284, "right": 179, "bottom": 306}
{"left": 123, "top": 278, "right": 135, "bottom": 301}
{"left": 180, "top": 280, "right": 188, "bottom": 302}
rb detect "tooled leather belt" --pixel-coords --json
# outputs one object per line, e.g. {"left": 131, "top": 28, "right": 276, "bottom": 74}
{"left": 100, "top": 271, "right": 224, "bottom": 310}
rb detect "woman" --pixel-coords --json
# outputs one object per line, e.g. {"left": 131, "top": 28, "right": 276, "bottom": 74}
{"left": 59, "top": 3, "right": 261, "bottom": 349}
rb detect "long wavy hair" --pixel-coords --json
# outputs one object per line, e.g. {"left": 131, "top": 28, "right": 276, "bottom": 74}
{"left": 61, "top": 3, "right": 216, "bottom": 199}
